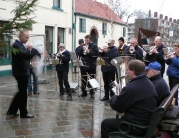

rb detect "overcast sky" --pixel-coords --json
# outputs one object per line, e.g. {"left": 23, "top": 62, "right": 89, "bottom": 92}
{"left": 96, "top": 0, "right": 179, "bottom": 23}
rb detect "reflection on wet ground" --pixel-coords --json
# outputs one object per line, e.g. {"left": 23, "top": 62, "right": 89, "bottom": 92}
{"left": 0, "top": 66, "right": 116, "bottom": 138}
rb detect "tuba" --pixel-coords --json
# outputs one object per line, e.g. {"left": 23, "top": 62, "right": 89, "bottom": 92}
{"left": 110, "top": 56, "right": 134, "bottom": 118}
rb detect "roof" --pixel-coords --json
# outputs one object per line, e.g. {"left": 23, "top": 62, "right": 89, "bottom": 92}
{"left": 75, "top": 0, "right": 126, "bottom": 25}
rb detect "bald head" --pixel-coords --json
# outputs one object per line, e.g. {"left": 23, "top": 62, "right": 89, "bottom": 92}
{"left": 18, "top": 30, "right": 29, "bottom": 44}
{"left": 130, "top": 38, "right": 138, "bottom": 47}
{"left": 154, "top": 36, "right": 162, "bottom": 46}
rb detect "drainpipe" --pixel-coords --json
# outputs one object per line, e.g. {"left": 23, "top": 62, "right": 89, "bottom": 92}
{"left": 72, "top": 0, "right": 75, "bottom": 51}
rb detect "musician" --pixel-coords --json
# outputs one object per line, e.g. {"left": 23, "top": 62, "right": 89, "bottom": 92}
{"left": 75, "top": 35, "right": 99, "bottom": 98}
{"left": 166, "top": 44, "right": 179, "bottom": 105}
{"left": 101, "top": 60, "right": 157, "bottom": 138}
{"left": 118, "top": 37, "right": 127, "bottom": 55}
{"left": 75, "top": 39, "right": 84, "bottom": 57}
{"left": 122, "top": 38, "right": 143, "bottom": 60}
{"left": 27, "top": 43, "right": 41, "bottom": 96}
{"left": 56, "top": 43, "right": 72, "bottom": 101}
{"left": 145, "top": 36, "right": 166, "bottom": 77}
{"left": 6, "top": 30, "right": 39, "bottom": 118}
{"left": 146, "top": 61, "right": 170, "bottom": 106}
{"left": 100, "top": 39, "right": 119, "bottom": 101}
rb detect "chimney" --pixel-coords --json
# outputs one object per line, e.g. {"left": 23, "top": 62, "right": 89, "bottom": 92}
{"left": 169, "top": 18, "right": 172, "bottom": 22}
{"left": 154, "top": 12, "right": 158, "bottom": 18}
{"left": 177, "top": 19, "right": 179, "bottom": 24}
{"left": 165, "top": 16, "right": 168, "bottom": 21}
{"left": 160, "top": 14, "right": 163, "bottom": 19}
{"left": 173, "top": 19, "right": 176, "bottom": 23}
{"left": 149, "top": 10, "right": 151, "bottom": 17}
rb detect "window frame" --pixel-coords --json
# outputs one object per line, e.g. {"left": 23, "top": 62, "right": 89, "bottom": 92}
{"left": 102, "top": 23, "right": 107, "bottom": 35}
{"left": 79, "top": 18, "right": 86, "bottom": 33}
{"left": 52, "top": 0, "right": 63, "bottom": 11}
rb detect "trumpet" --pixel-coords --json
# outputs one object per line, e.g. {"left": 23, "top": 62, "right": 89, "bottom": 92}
{"left": 129, "top": 46, "right": 135, "bottom": 53}
{"left": 164, "top": 52, "right": 175, "bottom": 60}
{"left": 83, "top": 44, "right": 88, "bottom": 55}
{"left": 148, "top": 46, "right": 156, "bottom": 55}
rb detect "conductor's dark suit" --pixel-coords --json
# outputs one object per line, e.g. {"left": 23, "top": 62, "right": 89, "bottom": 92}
{"left": 7, "top": 40, "right": 38, "bottom": 117}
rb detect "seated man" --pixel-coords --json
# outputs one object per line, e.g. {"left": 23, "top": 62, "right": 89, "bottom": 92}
{"left": 146, "top": 61, "right": 170, "bottom": 106}
{"left": 101, "top": 60, "right": 157, "bottom": 138}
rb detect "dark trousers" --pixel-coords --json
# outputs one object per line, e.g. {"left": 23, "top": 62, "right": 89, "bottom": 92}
{"left": 80, "top": 69, "right": 96, "bottom": 95}
{"left": 101, "top": 118, "right": 147, "bottom": 138}
{"left": 168, "top": 76, "right": 179, "bottom": 105}
{"left": 57, "top": 71, "right": 71, "bottom": 95}
{"left": 7, "top": 76, "right": 29, "bottom": 116}
{"left": 102, "top": 72, "right": 115, "bottom": 98}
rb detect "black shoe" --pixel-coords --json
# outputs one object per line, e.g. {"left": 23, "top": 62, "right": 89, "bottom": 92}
{"left": 20, "top": 113, "right": 34, "bottom": 118}
{"left": 28, "top": 92, "right": 32, "bottom": 96}
{"left": 6, "top": 112, "right": 19, "bottom": 116}
{"left": 79, "top": 93, "right": 87, "bottom": 97}
{"left": 101, "top": 96, "right": 109, "bottom": 101}
{"left": 67, "top": 95, "right": 72, "bottom": 101}
{"left": 33, "top": 92, "right": 39, "bottom": 95}
{"left": 90, "top": 94, "right": 95, "bottom": 98}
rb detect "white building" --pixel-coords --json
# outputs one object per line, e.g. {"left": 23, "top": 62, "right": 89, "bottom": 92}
{"left": 0, "top": 0, "right": 73, "bottom": 76}
{"left": 74, "top": 0, "right": 127, "bottom": 48}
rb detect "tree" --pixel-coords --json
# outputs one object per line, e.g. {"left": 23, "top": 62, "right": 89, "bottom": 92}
{"left": 0, "top": 0, "right": 38, "bottom": 56}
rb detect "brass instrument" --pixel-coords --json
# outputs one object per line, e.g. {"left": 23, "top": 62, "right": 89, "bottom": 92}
{"left": 30, "top": 60, "right": 32, "bottom": 68}
{"left": 118, "top": 45, "right": 124, "bottom": 54}
{"left": 110, "top": 56, "right": 134, "bottom": 118}
{"left": 83, "top": 44, "right": 89, "bottom": 55}
{"left": 164, "top": 52, "right": 175, "bottom": 60}
{"left": 129, "top": 46, "right": 135, "bottom": 54}
{"left": 148, "top": 46, "right": 157, "bottom": 55}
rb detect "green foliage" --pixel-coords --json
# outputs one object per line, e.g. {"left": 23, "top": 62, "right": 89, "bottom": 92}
{"left": 0, "top": 0, "right": 38, "bottom": 55}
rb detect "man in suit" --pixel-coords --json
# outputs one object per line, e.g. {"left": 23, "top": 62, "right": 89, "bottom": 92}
{"left": 6, "top": 30, "right": 39, "bottom": 118}
{"left": 56, "top": 43, "right": 72, "bottom": 101}
{"left": 123, "top": 38, "right": 143, "bottom": 60}
{"left": 100, "top": 39, "right": 119, "bottom": 101}
{"left": 75, "top": 35, "right": 99, "bottom": 98}
{"left": 146, "top": 36, "right": 166, "bottom": 77}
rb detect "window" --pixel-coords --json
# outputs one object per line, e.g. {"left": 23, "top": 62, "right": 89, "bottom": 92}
{"left": 102, "top": 23, "right": 107, "bottom": 35}
{"left": 52, "top": 0, "right": 63, "bottom": 11}
{"left": 0, "top": 21, "right": 11, "bottom": 65}
{"left": 79, "top": 18, "right": 86, "bottom": 33}
{"left": 45, "top": 26, "right": 53, "bottom": 54}
{"left": 53, "top": 0, "right": 60, "bottom": 8}
{"left": 57, "top": 28, "right": 64, "bottom": 46}
{"left": 123, "top": 27, "right": 126, "bottom": 37}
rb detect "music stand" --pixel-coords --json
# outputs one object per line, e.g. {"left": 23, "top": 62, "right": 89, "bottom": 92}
{"left": 40, "top": 56, "right": 59, "bottom": 100}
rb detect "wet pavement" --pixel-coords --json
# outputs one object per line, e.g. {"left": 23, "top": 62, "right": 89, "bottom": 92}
{"left": 0, "top": 65, "right": 169, "bottom": 138}
{"left": 0, "top": 66, "right": 116, "bottom": 138}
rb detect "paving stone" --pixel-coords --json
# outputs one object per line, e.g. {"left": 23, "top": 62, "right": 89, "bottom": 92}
{"left": 15, "top": 129, "right": 32, "bottom": 136}
{"left": 32, "top": 127, "right": 51, "bottom": 135}
{"left": 0, "top": 130, "right": 15, "bottom": 138}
